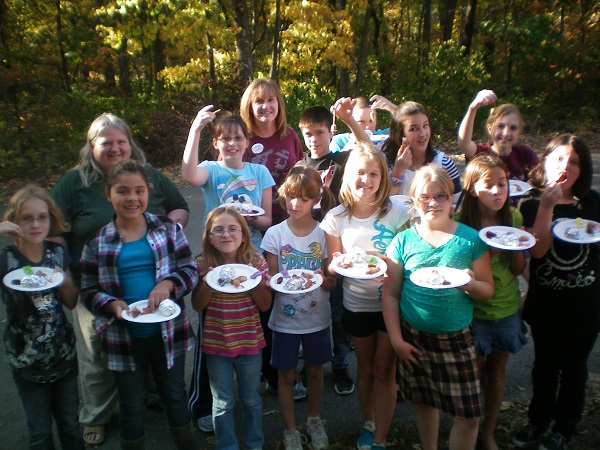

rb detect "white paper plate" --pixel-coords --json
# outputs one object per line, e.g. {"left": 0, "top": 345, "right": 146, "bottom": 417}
{"left": 220, "top": 203, "right": 265, "bottom": 217}
{"left": 410, "top": 266, "right": 471, "bottom": 289}
{"left": 509, "top": 180, "right": 532, "bottom": 197}
{"left": 3, "top": 267, "right": 64, "bottom": 292}
{"left": 332, "top": 254, "right": 387, "bottom": 280}
{"left": 479, "top": 226, "right": 536, "bottom": 251}
{"left": 205, "top": 264, "right": 262, "bottom": 293}
{"left": 122, "top": 300, "right": 181, "bottom": 323}
{"left": 552, "top": 218, "right": 600, "bottom": 244}
{"left": 269, "top": 269, "right": 323, "bottom": 294}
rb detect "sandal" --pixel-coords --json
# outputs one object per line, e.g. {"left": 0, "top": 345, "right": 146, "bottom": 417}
{"left": 83, "top": 425, "right": 105, "bottom": 446}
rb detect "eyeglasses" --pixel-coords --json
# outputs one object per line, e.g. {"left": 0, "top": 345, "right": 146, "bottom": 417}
{"left": 18, "top": 214, "right": 50, "bottom": 225}
{"left": 210, "top": 227, "right": 242, "bottom": 237}
{"left": 216, "top": 136, "right": 246, "bottom": 144}
{"left": 416, "top": 193, "right": 449, "bottom": 203}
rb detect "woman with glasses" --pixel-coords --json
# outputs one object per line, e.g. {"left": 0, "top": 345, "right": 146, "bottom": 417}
{"left": 382, "top": 165, "right": 493, "bottom": 450}
{"left": 182, "top": 108, "right": 275, "bottom": 250}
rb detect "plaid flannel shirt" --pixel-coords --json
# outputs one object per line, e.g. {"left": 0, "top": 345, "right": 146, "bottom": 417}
{"left": 80, "top": 212, "right": 198, "bottom": 371}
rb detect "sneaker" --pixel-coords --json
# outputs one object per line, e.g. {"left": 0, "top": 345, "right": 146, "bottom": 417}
{"left": 306, "top": 418, "right": 329, "bottom": 450}
{"left": 539, "top": 431, "right": 569, "bottom": 450}
{"left": 333, "top": 368, "right": 355, "bottom": 395}
{"left": 283, "top": 428, "right": 306, "bottom": 450}
{"left": 294, "top": 381, "right": 307, "bottom": 401}
{"left": 197, "top": 414, "right": 214, "bottom": 433}
{"left": 512, "top": 423, "right": 547, "bottom": 448}
{"left": 265, "top": 381, "right": 278, "bottom": 395}
{"left": 357, "top": 424, "right": 375, "bottom": 450}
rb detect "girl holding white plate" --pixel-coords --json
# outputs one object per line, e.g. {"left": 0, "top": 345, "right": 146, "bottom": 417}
{"left": 192, "top": 206, "right": 271, "bottom": 450}
{"left": 0, "top": 185, "right": 82, "bottom": 449}
{"left": 80, "top": 161, "right": 198, "bottom": 448}
{"left": 261, "top": 166, "right": 337, "bottom": 450}
{"left": 511, "top": 135, "right": 600, "bottom": 450}
{"left": 321, "top": 144, "right": 410, "bottom": 450}
{"left": 456, "top": 154, "right": 528, "bottom": 450}
{"left": 382, "top": 165, "right": 493, "bottom": 450}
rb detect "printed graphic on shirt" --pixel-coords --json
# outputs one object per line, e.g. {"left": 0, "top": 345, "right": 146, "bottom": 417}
{"left": 372, "top": 219, "right": 397, "bottom": 254}
{"left": 280, "top": 242, "right": 323, "bottom": 271}
{"left": 217, "top": 175, "right": 259, "bottom": 206}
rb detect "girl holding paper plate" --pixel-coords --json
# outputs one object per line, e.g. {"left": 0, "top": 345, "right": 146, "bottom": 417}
{"left": 382, "top": 165, "right": 493, "bottom": 450}
{"left": 511, "top": 135, "right": 600, "bottom": 450}
{"left": 456, "top": 153, "right": 529, "bottom": 450}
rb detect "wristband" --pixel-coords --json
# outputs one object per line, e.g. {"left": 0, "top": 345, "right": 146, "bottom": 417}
{"left": 390, "top": 175, "right": 404, "bottom": 187}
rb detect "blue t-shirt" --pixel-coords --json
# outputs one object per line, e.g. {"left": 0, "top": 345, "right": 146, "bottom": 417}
{"left": 329, "top": 128, "right": 390, "bottom": 153}
{"left": 118, "top": 236, "right": 159, "bottom": 337}
{"left": 199, "top": 161, "right": 275, "bottom": 249}
{"left": 386, "top": 223, "right": 487, "bottom": 334}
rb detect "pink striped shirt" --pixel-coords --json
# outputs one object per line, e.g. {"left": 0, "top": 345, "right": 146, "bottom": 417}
{"left": 198, "top": 254, "right": 267, "bottom": 357}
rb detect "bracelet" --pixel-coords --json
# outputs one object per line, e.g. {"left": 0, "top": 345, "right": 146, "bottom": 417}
{"left": 390, "top": 176, "right": 404, "bottom": 187}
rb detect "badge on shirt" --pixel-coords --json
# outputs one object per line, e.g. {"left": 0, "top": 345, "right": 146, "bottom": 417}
{"left": 251, "top": 143, "right": 264, "bottom": 154}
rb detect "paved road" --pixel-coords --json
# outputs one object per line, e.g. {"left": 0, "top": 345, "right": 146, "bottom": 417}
{"left": 1, "top": 154, "right": 600, "bottom": 449}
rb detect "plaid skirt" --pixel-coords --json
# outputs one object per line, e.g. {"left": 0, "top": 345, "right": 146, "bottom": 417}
{"left": 398, "top": 318, "right": 481, "bottom": 418}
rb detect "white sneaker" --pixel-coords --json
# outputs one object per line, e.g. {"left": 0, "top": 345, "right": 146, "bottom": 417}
{"left": 293, "top": 381, "right": 307, "bottom": 401}
{"left": 283, "top": 428, "right": 306, "bottom": 450}
{"left": 307, "top": 418, "right": 329, "bottom": 450}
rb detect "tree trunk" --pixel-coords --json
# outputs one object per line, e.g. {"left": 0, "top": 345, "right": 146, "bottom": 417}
{"left": 354, "top": 7, "right": 372, "bottom": 96}
{"left": 459, "top": 0, "right": 477, "bottom": 56}
{"left": 233, "top": 0, "right": 254, "bottom": 83}
{"left": 54, "top": 0, "right": 71, "bottom": 92}
{"left": 421, "top": 0, "right": 431, "bottom": 64}
{"left": 439, "top": 0, "right": 458, "bottom": 42}
{"left": 117, "top": 37, "right": 132, "bottom": 97}
{"left": 269, "top": 0, "right": 281, "bottom": 81}
{"left": 152, "top": 32, "right": 165, "bottom": 94}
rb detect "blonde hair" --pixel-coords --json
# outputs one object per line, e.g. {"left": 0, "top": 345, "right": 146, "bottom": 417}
{"left": 4, "top": 184, "right": 70, "bottom": 236}
{"left": 486, "top": 104, "right": 523, "bottom": 140}
{"left": 200, "top": 207, "right": 256, "bottom": 273}
{"left": 240, "top": 78, "right": 288, "bottom": 139}
{"left": 338, "top": 143, "right": 391, "bottom": 219}
{"left": 408, "top": 164, "right": 455, "bottom": 202}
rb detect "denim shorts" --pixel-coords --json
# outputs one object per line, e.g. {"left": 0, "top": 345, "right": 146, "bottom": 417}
{"left": 342, "top": 307, "right": 387, "bottom": 337}
{"left": 271, "top": 328, "right": 333, "bottom": 370}
{"left": 472, "top": 311, "right": 528, "bottom": 356}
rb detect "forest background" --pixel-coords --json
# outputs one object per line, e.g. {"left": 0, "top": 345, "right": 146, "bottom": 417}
{"left": 0, "top": 0, "right": 598, "bottom": 185}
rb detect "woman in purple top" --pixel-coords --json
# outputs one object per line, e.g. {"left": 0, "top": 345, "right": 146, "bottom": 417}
{"left": 458, "top": 89, "right": 539, "bottom": 181}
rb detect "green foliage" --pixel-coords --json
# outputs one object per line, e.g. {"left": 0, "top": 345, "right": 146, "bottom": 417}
{"left": 1, "top": 0, "right": 598, "bottom": 184}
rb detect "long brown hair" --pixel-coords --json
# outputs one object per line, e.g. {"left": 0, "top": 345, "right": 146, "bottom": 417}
{"left": 199, "top": 207, "right": 256, "bottom": 274}
{"left": 458, "top": 153, "right": 512, "bottom": 230}
{"left": 382, "top": 101, "right": 434, "bottom": 168}
{"left": 240, "top": 78, "right": 288, "bottom": 139}
{"left": 528, "top": 134, "right": 592, "bottom": 199}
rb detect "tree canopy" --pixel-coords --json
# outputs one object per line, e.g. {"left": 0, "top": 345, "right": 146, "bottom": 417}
{"left": 0, "top": 0, "right": 598, "bottom": 181}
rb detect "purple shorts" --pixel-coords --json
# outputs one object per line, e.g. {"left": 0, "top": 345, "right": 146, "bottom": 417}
{"left": 271, "top": 328, "right": 333, "bottom": 371}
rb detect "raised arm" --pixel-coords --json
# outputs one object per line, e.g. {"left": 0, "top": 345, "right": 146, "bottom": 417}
{"left": 527, "top": 185, "right": 561, "bottom": 258}
{"left": 182, "top": 105, "right": 218, "bottom": 186}
{"left": 370, "top": 94, "right": 398, "bottom": 115}
{"left": 331, "top": 97, "right": 371, "bottom": 144}
{"left": 458, "top": 89, "right": 497, "bottom": 159}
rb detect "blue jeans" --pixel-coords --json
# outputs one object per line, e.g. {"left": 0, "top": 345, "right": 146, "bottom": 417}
{"left": 330, "top": 278, "right": 351, "bottom": 370}
{"left": 12, "top": 369, "right": 84, "bottom": 450}
{"left": 113, "top": 335, "right": 190, "bottom": 441}
{"left": 207, "top": 353, "right": 263, "bottom": 450}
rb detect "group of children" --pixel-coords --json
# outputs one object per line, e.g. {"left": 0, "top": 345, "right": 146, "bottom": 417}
{"left": 0, "top": 80, "right": 597, "bottom": 450}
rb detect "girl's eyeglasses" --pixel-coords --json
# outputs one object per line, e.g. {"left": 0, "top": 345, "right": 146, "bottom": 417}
{"left": 18, "top": 214, "right": 50, "bottom": 225}
{"left": 210, "top": 227, "right": 242, "bottom": 237}
{"left": 416, "top": 193, "right": 449, "bottom": 203}
{"left": 216, "top": 137, "right": 245, "bottom": 144}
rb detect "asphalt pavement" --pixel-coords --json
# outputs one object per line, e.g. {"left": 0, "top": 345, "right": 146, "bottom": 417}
{"left": 1, "top": 154, "right": 600, "bottom": 449}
